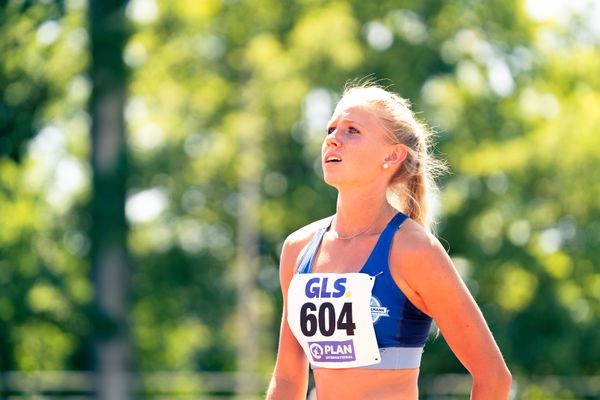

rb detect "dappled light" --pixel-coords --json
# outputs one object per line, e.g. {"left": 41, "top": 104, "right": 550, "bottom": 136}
{"left": 1, "top": 0, "right": 599, "bottom": 398}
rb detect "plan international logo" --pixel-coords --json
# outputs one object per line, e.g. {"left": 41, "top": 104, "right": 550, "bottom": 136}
{"left": 308, "top": 340, "right": 356, "bottom": 362}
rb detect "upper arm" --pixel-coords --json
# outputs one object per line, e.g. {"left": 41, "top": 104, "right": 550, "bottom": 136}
{"left": 394, "top": 232, "right": 509, "bottom": 379}
{"left": 269, "top": 234, "right": 309, "bottom": 389}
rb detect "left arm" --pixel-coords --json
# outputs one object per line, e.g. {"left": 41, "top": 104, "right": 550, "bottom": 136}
{"left": 392, "top": 231, "right": 512, "bottom": 400}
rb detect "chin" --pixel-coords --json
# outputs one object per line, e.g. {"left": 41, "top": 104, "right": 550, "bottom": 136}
{"left": 323, "top": 171, "right": 378, "bottom": 190}
{"left": 323, "top": 173, "right": 357, "bottom": 190}
{"left": 322, "top": 173, "right": 343, "bottom": 188}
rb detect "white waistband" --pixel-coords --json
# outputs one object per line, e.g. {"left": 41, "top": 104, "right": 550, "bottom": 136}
{"left": 311, "top": 346, "right": 424, "bottom": 370}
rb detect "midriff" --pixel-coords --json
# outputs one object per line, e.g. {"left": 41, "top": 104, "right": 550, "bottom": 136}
{"left": 313, "top": 367, "right": 419, "bottom": 399}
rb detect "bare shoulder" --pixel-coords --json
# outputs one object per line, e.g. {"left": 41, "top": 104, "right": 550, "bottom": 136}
{"left": 390, "top": 218, "right": 453, "bottom": 283}
{"left": 278, "top": 216, "right": 331, "bottom": 288}
{"left": 393, "top": 218, "right": 445, "bottom": 254}
{"left": 282, "top": 216, "right": 331, "bottom": 256}
{"left": 388, "top": 218, "right": 460, "bottom": 316}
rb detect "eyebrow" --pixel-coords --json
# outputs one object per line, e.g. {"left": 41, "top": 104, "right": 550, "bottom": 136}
{"left": 327, "top": 118, "right": 367, "bottom": 130}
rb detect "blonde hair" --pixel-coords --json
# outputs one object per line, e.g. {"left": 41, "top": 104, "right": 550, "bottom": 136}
{"left": 339, "top": 81, "right": 447, "bottom": 232}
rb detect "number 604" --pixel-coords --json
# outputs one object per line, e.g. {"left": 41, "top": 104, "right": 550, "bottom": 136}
{"left": 299, "top": 302, "right": 356, "bottom": 337}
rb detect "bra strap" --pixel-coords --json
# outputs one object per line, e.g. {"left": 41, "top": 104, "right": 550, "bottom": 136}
{"left": 296, "top": 217, "right": 333, "bottom": 274}
{"left": 388, "top": 212, "right": 408, "bottom": 230}
{"left": 360, "top": 212, "right": 408, "bottom": 274}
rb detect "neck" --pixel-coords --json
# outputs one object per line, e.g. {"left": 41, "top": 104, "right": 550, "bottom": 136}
{"left": 332, "top": 186, "right": 395, "bottom": 239}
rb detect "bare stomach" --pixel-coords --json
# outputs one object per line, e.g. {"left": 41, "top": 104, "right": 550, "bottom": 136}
{"left": 313, "top": 367, "right": 419, "bottom": 400}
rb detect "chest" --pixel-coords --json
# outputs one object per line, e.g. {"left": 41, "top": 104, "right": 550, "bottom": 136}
{"left": 311, "top": 234, "right": 380, "bottom": 274}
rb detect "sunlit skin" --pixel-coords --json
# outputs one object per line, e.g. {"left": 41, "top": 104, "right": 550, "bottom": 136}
{"left": 267, "top": 96, "right": 511, "bottom": 400}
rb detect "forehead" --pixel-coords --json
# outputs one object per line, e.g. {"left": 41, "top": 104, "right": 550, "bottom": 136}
{"left": 329, "top": 97, "right": 378, "bottom": 124}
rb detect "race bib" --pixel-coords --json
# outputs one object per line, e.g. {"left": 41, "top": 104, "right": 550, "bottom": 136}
{"left": 287, "top": 273, "right": 381, "bottom": 368}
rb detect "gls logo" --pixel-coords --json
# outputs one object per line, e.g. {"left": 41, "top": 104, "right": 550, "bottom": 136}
{"left": 305, "top": 277, "right": 347, "bottom": 298}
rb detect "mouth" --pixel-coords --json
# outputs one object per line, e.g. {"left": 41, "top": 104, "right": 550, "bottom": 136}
{"left": 324, "top": 155, "right": 342, "bottom": 164}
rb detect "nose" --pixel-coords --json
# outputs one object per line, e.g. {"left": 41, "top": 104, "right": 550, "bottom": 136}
{"left": 325, "top": 130, "right": 339, "bottom": 147}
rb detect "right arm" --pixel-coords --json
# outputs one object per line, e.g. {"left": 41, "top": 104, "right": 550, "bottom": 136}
{"left": 266, "top": 235, "right": 310, "bottom": 400}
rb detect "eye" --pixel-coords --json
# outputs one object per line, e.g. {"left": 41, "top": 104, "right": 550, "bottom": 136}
{"left": 327, "top": 126, "right": 335, "bottom": 135}
{"left": 348, "top": 126, "right": 360, "bottom": 134}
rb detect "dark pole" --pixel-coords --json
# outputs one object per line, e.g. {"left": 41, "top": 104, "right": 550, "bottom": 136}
{"left": 88, "top": 1, "right": 132, "bottom": 399}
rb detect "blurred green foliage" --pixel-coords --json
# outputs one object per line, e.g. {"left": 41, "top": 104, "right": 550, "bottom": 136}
{"left": 1, "top": 0, "right": 599, "bottom": 397}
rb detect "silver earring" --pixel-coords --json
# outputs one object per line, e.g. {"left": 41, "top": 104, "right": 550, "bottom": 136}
{"left": 383, "top": 162, "right": 389, "bottom": 169}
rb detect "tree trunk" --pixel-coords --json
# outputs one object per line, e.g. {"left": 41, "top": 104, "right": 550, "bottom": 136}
{"left": 88, "top": 1, "right": 131, "bottom": 399}
{"left": 235, "top": 118, "right": 261, "bottom": 397}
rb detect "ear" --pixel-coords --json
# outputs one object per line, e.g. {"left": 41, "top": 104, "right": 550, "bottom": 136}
{"left": 385, "top": 144, "right": 408, "bottom": 166}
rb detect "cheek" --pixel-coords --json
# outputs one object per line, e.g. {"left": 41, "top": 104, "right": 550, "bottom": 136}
{"left": 358, "top": 142, "right": 386, "bottom": 161}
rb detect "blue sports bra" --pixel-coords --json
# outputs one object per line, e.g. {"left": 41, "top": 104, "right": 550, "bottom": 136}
{"left": 295, "top": 212, "right": 433, "bottom": 369}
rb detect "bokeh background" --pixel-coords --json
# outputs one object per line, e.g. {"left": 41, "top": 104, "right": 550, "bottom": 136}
{"left": 1, "top": 0, "right": 599, "bottom": 398}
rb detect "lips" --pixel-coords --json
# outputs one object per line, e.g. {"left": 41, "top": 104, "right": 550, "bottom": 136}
{"left": 324, "top": 153, "right": 342, "bottom": 163}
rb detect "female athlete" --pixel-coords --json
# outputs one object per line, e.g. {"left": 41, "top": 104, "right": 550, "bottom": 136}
{"left": 266, "top": 83, "right": 511, "bottom": 399}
